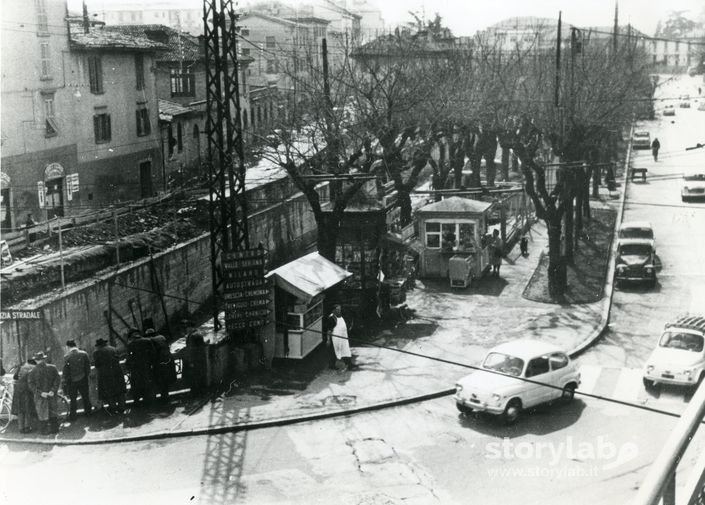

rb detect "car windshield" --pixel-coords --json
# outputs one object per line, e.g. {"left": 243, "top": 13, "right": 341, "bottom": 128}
{"left": 659, "top": 331, "right": 704, "bottom": 352}
{"left": 482, "top": 352, "right": 525, "bottom": 376}
{"left": 684, "top": 174, "right": 705, "bottom": 182}
{"left": 619, "top": 227, "right": 653, "bottom": 240}
{"left": 620, "top": 244, "right": 650, "bottom": 256}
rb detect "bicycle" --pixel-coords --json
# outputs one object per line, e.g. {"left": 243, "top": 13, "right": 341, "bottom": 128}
{"left": 0, "top": 381, "right": 13, "bottom": 432}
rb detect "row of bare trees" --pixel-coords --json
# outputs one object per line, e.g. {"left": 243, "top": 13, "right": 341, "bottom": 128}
{"left": 250, "top": 17, "right": 654, "bottom": 296}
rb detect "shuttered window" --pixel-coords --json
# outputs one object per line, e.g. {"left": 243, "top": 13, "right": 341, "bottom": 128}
{"left": 88, "top": 56, "right": 104, "bottom": 94}
{"left": 94, "top": 113, "right": 111, "bottom": 143}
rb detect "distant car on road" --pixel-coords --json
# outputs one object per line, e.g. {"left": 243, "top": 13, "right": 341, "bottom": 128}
{"left": 663, "top": 104, "right": 676, "bottom": 116}
{"left": 643, "top": 315, "right": 705, "bottom": 390}
{"left": 698, "top": 102, "right": 705, "bottom": 111}
{"left": 454, "top": 340, "right": 581, "bottom": 424}
{"left": 681, "top": 173, "right": 705, "bottom": 201}
{"left": 632, "top": 130, "right": 651, "bottom": 149}
{"left": 680, "top": 101, "right": 691, "bottom": 108}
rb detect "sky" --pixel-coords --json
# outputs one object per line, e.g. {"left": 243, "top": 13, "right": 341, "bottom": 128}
{"left": 376, "top": 0, "right": 705, "bottom": 36}
{"left": 72, "top": 0, "right": 705, "bottom": 37}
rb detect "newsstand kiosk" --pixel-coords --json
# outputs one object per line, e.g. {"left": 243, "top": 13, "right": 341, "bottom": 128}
{"left": 264, "top": 252, "right": 352, "bottom": 359}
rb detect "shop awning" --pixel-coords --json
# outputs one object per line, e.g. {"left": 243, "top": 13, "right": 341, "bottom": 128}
{"left": 264, "top": 252, "right": 352, "bottom": 303}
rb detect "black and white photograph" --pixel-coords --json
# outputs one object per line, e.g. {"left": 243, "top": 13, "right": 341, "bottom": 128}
{"left": 1, "top": 0, "right": 705, "bottom": 503}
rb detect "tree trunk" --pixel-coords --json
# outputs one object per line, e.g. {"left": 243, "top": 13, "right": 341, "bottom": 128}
{"left": 501, "top": 146, "right": 510, "bottom": 181}
{"left": 470, "top": 155, "right": 482, "bottom": 188}
{"left": 591, "top": 163, "right": 600, "bottom": 198}
{"left": 316, "top": 212, "right": 340, "bottom": 261}
{"left": 574, "top": 191, "right": 583, "bottom": 251}
{"left": 398, "top": 190, "right": 413, "bottom": 227}
{"left": 564, "top": 196, "right": 574, "bottom": 263}
{"left": 547, "top": 220, "right": 566, "bottom": 296}
{"left": 486, "top": 155, "right": 497, "bottom": 187}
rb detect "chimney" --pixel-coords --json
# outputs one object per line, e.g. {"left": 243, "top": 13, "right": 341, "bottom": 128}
{"left": 82, "top": 1, "right": 90, "bottom": 34}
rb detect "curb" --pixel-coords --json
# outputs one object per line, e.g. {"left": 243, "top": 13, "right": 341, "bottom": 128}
{"left": 0, "top": 388, "right": 455, "bottom": 446}
{"left": 569, "top": 126, "right": 634, "bottom": 357}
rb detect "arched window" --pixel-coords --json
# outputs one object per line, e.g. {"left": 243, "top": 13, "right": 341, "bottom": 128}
{"left": 192, "top": 124, "right": 199, "bottom": 138}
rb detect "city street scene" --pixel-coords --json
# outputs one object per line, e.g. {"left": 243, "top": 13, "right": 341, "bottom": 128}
{"left": 2, "top": 0, "right": 705, "bottom": 504}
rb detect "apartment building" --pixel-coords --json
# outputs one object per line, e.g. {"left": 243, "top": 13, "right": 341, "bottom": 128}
{"left": 1, "top": 0, "right": 165, "bottom": 230}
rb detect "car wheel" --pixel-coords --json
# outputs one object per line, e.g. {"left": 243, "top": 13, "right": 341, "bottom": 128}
{"left": 456, "top": 403, "right": 472, "bottom": 416}
{"left": 693, "top": 373, "right": 705, "bottom": 393}
{"left": 643, "top": 377, "right": 657, "bottom": 390}
{"left": 561, "top": 383, "right": 577, "bottom": 403}
{"left": 502, "top": 399, "right": 522, "bottom": 425}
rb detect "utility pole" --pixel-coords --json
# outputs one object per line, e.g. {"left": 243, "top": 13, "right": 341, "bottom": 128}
{"left": 203, "top": 0, "right": 269, "bottom": 337}
{"left": 612, "top": 1, "right": 619, "bottom": 55}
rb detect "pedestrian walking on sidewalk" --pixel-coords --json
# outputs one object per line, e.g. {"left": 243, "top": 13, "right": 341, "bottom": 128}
{"left": 27, "top": 351, "right": 61, "bottom": 434}
{"left": 62, "top": 340, "right": 92, "bottom": 420}
{"left": 93, "top": 338, "right": 126, "bottom": 414}
{"left": 126, "top": 329, "right": 155, "bottom": 406}
{"left": 328, "top": 305, "right": 353, "bottom": 370}
{"left": 651, "top": 138, "right": 660, "bottom": 162}
{"left": 145, "top": 328, "right": 176, "bottom": 403}
{"left": 11, "top": 357, "right": 37, "bottom": 433}
{"left": 491, "top": 229, "right": 504, "bottom": 277}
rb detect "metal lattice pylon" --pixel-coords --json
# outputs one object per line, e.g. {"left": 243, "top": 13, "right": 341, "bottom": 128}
{"left": 203, "top": 0, "right": 248, "bottom": 331}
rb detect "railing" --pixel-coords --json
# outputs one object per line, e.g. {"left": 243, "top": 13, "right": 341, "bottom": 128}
{"left": 632, "top": 379, "right": 705, "bottom": 505}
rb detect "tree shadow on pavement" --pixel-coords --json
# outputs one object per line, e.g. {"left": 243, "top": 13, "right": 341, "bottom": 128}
{"left": 458, "top": 399, "right": 586, "bottom": 438}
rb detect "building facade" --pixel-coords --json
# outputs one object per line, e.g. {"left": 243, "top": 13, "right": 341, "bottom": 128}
{"left": 1, "top": 0, "right": 164, "bottom": 230}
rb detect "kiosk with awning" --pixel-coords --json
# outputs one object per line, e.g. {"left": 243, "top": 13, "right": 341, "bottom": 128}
{"left": 264, "top": 252, "right": 352, "bottom": 359}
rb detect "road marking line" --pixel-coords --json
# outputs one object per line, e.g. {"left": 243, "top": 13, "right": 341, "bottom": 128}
{"left": 577, "top": 365, "right": 604, "bottom": 395}
{"left": 611, "top": 368, "right": 643, "bottom": 403}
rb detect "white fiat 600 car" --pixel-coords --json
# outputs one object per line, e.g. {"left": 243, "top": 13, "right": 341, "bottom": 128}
{"left": 643, "top": 315, "right": 705, "bottom": 390}
{"left": 455, "top": 340, "right": 581, "bottom": 424}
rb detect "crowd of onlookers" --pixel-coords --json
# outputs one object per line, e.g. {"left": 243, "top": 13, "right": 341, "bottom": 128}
{"left": 9, "top": 326, "right": 177, "bottom": 435}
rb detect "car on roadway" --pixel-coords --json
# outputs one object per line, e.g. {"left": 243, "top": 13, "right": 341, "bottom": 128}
{"left": 663, "top": 104, "right": 676, "bottom": 116}
{"left": 615, "top": 221, "right": 656, "bottom": 287}
{"left": 680, "top": 100, "right": 691, "bottom": 108}
{"left": 632, "top": 130, "right": 651, "bottom": 149}
{"left": 682, "top": 173, "right": 705, "bottom": 201}
{"left": 454, "top": 340, "right": 581, "bottom": 424}
{"left": 698, "top": 102, "right": 705, "bottom": 112}
{"left": 643, "top": 315, "right": 705, "bottom": 390}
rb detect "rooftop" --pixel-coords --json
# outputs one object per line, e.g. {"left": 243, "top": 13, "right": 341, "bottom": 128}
{"left": 69, "top": 22, "right": 167, "bottom": 52}
{"left": 417, "top": 196, "right": 494, "bottom": 214}
{"left": 158, "top": 99, "right": 202, "bottom": 121}
{"left": 102, "top": 25, "right": 202, "bottom": 62}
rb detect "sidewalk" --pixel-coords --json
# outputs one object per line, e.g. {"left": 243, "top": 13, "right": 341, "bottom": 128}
{"left": 0, "top": 183, "right": 626, "bottom": 446}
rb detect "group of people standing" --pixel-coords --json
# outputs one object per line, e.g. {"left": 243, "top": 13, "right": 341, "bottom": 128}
{"left": 10, "top": 326, "right": 176, "bottom": 435}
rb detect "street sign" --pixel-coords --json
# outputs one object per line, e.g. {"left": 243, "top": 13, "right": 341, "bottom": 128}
{"left": 37, "top": 181, "right": 45, "bottom": 208}
{"left": 0, "top": 310, "right": 42, "bottom": 320}
{"left": 222, "top": 248, "right": 270, "bottom": 332}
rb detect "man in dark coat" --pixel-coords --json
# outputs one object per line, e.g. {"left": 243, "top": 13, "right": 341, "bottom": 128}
{"left": 11, "top": 358, "right": 37, "bottom": 433}
{"left": 93, "top": 338, "right": 126, "bottom": 414}
{"left": 126, "top": 329, "right": 154, "bottom": 406}
{"left": 145, "top": 328, "right": 176, "bottom": 402}
{"left": 62, "top": 339, "right": 92, "bottom": 420}
{"left": 27, "top": 351, "right": 61, "bottom": 434}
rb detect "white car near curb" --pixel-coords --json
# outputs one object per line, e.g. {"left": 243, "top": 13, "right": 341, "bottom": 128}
{"left": 454, "top": 340, "right": 581, "bottom": 424}
{"left": 643, "top": 315, "right": 705, "bottom": 390}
